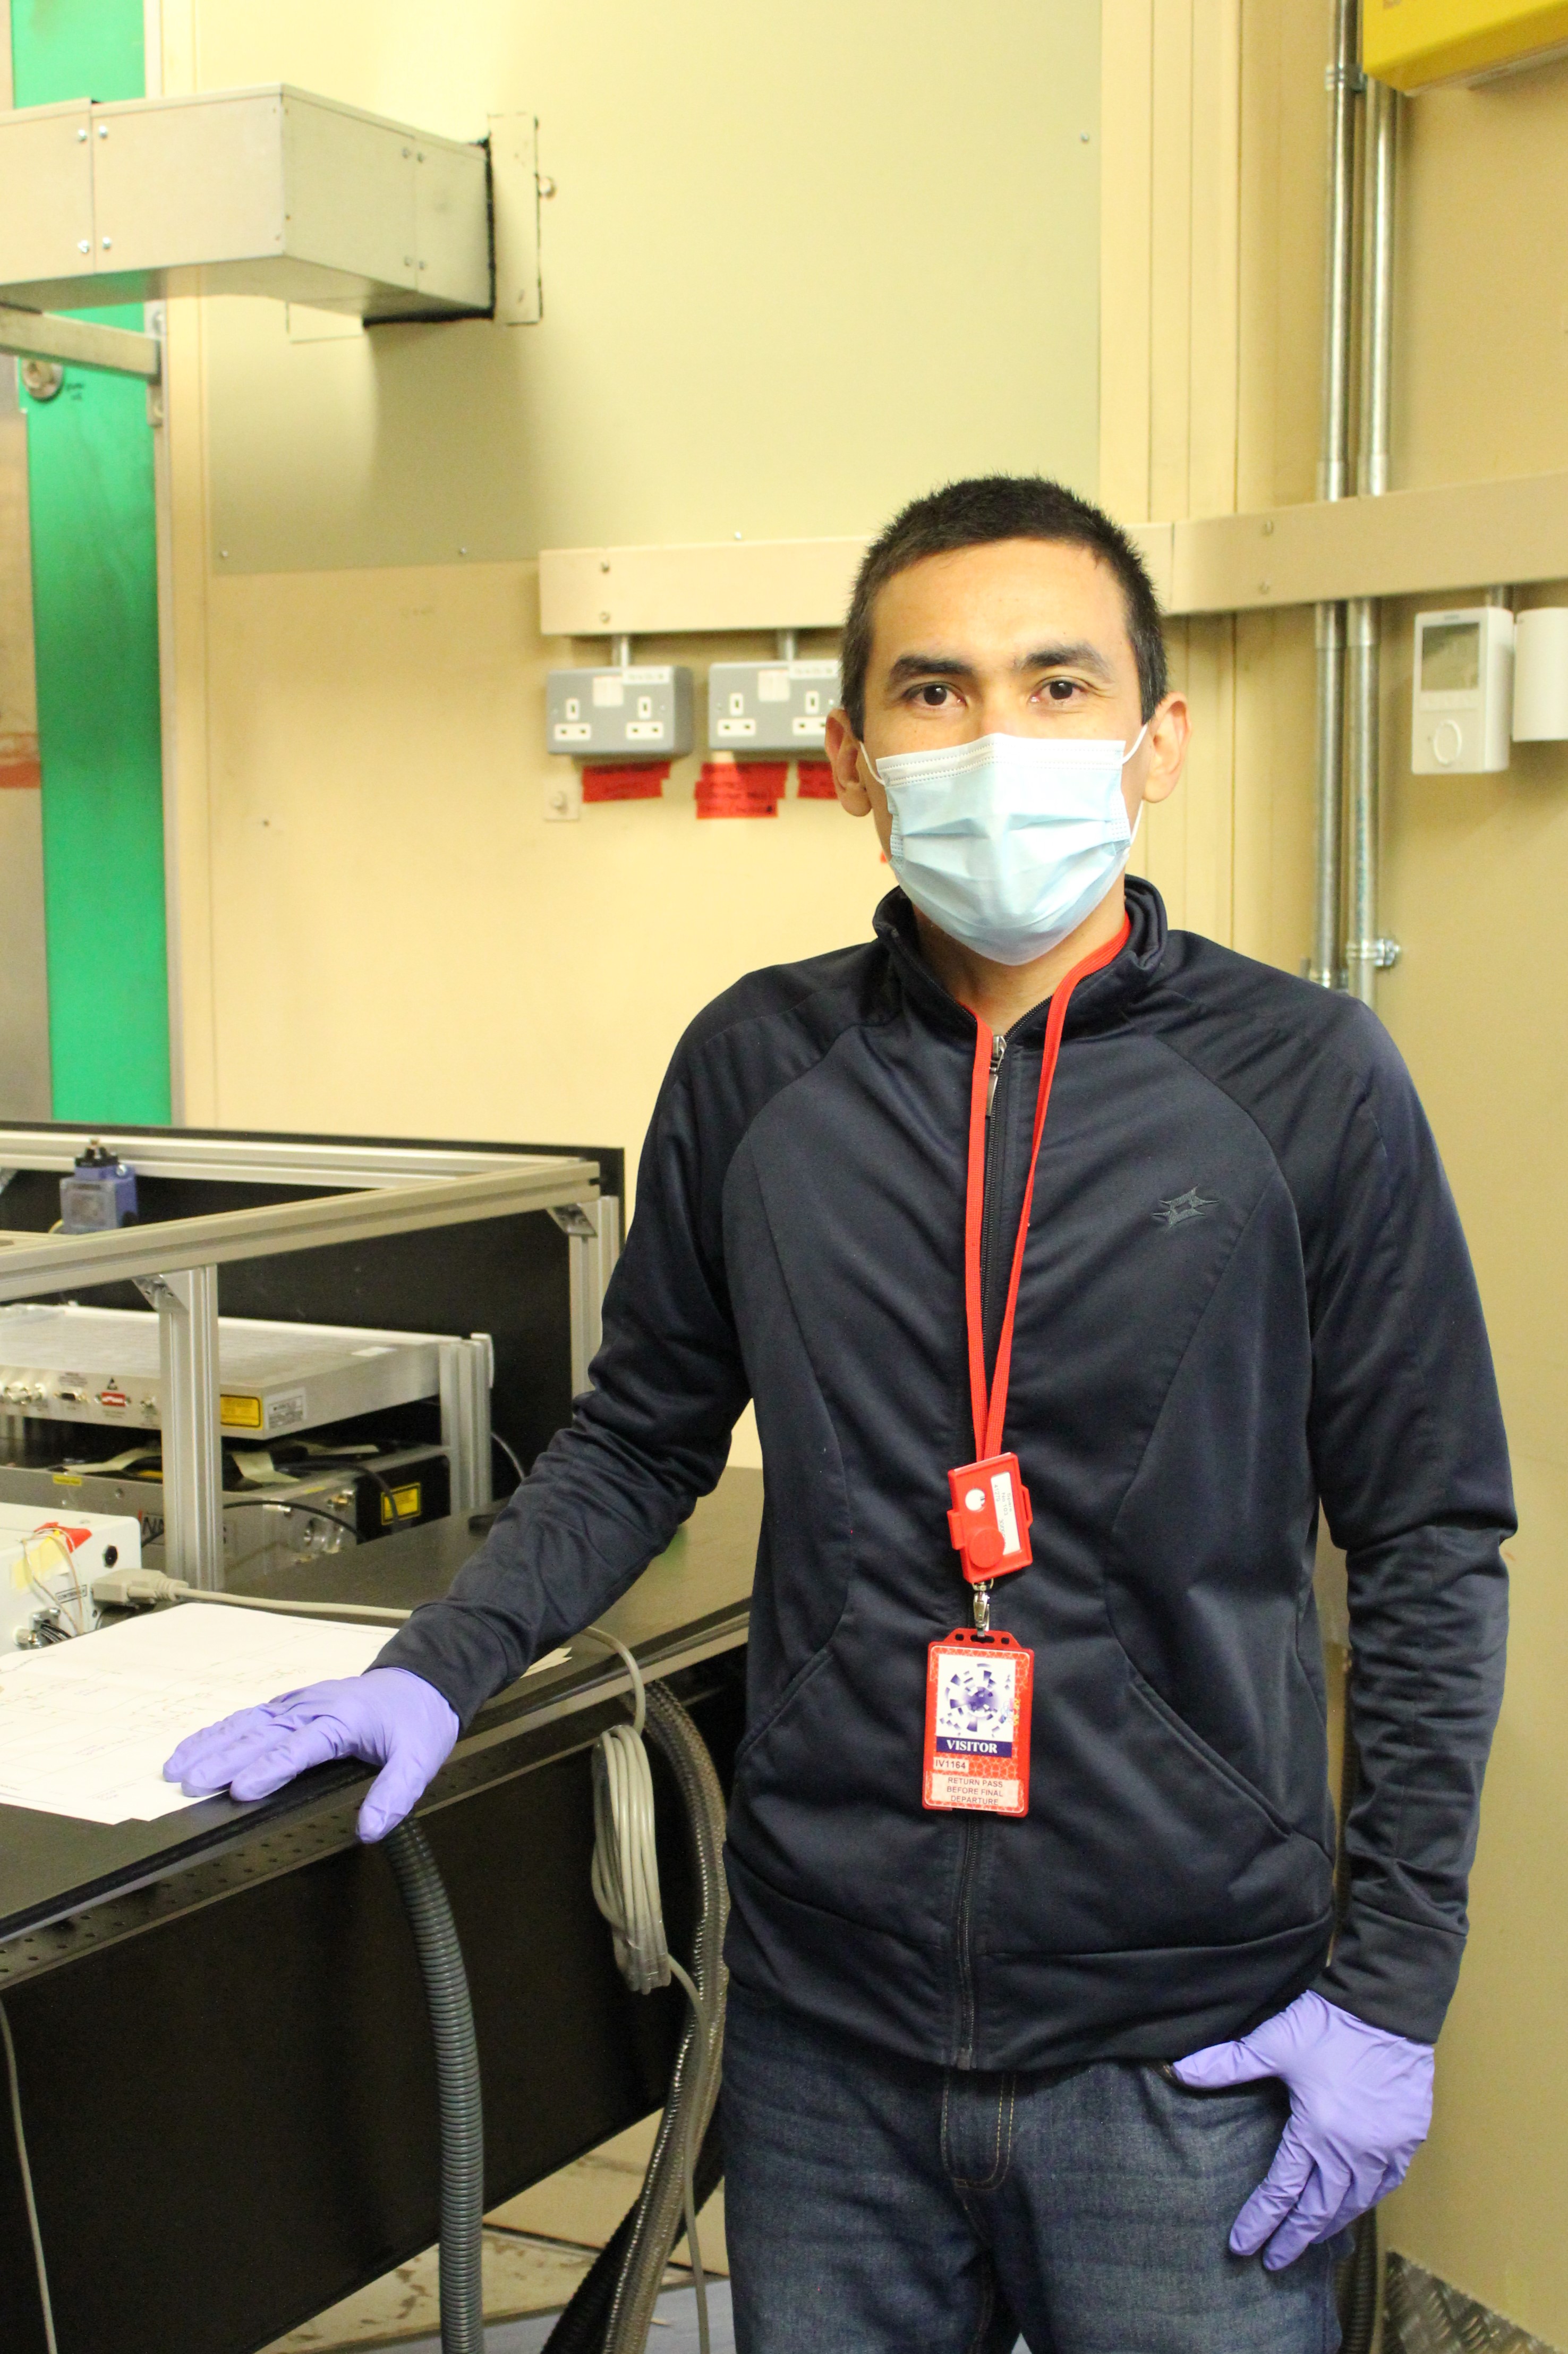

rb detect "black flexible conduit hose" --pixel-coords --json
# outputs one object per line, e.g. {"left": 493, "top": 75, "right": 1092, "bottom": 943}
{"left": 380, "top": 1678, "right": 726, "bottom": 2354}
{"left": 1332, "top": 1688, "right": 1383, "bottom": 2354}
{"left": 542, "top": 2110, "right": 725, "bottom": 2354}
{"left": 384, "top": 1817, "right": 486, "bottom": 2354}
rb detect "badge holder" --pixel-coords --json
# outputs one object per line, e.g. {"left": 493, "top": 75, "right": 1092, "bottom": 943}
{"left": 923, "top": 1628, "right": 1034, "bottom": 1816}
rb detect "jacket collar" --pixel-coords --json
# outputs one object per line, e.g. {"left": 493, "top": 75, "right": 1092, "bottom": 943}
{"left": 872, "top": 876, "right": 1168, "bottom": 1042}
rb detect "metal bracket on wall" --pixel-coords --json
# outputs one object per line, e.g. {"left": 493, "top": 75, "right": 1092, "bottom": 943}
{"left": 0, "top": 300, "right": 160, "bottom": 379}
{"left": 1344, "top": 937, "right": 1402, "bottom": 973}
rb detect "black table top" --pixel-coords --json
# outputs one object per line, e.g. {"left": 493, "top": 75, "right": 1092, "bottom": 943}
{"left": 0, "top": 1467, "right": 761, "bottom": 1954}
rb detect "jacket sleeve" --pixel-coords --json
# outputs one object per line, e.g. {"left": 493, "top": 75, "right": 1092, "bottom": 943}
{"left": 373, "top": 1048, "right": 751, "bottom": 1726}
{"left": 1307, "top": 1017, "right": 1512, "bottom": 2044}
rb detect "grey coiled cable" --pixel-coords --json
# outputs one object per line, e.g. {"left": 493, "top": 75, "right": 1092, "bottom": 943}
{"left": 384, "top": 1817, "right": 485, "bottom": 2354}
{"left": 598, "top": 1676, "right": 728, "bottom": 2354}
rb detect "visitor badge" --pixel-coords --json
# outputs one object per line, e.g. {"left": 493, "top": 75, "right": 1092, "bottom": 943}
{"left": 947, "top": 1452, "right": 1033, "bottom": 1585}
{"left": 923, "top": 1629, "right": 1034, "bottom": 1816}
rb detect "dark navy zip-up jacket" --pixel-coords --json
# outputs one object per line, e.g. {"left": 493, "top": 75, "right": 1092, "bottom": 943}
{"left": 380, "top": 878, "right": 1512, "bottom": 2067}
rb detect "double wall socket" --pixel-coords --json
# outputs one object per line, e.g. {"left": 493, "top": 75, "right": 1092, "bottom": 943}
{"left": 708, "top": 658, "right": 841, "bottom": 753}
{"left": 546, "top": 665, "right": 694, "bottom": 760}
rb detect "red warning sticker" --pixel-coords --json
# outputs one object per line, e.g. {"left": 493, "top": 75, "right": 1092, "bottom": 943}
{"left": 795, "top": 760, "right": 837, "bottom": 800}
{"left": 696, "top": 760, "right": 786, "bottom": 818}
{"left": 582, "top": 763, "right": 669, "bottom": 803}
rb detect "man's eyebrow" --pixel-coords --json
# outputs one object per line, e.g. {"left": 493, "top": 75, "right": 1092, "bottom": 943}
{"left": 882, "top": 642, "right": 1117, "bottom": 685}
{"left": 1015, "top": 641, "right": 1115, "bottom": 680}
{"left": 885, "top": 652, "right": 977, "bottom": 684}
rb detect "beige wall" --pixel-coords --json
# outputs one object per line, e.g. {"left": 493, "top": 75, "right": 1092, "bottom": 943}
{"left": 173, "top": 0, "right": 1102, "bottom": 572}
{"left": 1101, "top": 5, "right": 1568, "bottom": 2339}
{"left": 156, "top": 0, "right": 1101, "bottom": 1473}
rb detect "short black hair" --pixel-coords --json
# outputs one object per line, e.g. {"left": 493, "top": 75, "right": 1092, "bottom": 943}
{"left": 840, "top": 474, "right": 1167, "bottom": 735}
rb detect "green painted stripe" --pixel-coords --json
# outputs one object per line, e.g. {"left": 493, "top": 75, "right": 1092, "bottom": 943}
{"left": 13, "top": 0, "right": 172, "bottom": 1124}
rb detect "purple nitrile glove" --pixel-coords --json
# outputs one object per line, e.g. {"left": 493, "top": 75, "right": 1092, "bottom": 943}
{"left": 163, "top": 1667, "right": 460, "bottom": 1843}
{"left": 1172, "top": 1988, "right": 1433, "bottom": 2270}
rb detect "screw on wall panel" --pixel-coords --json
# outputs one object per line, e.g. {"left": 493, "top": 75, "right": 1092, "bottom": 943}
{"left": 537, "top": 174, "right": 557, "bottom": 197}
{"left": 101, "top": 237, "right": 112, "bottom": 250}
{"left": 20, "top": 360, "right": 64, "bottom": 402}
{"left": 76, "top": 126, "right": 87, "bottom": 140}
{"left": 97, "top": 123, "right": 108, "bottom": 137}
{"left": 1263, "top": 519, "right": 1275, "bottom": 534}
{"left": 76, "top": 239, "right": 90, "bottom": 254}
{"left": 600, "top": 559, "right": 611, "bottom": 573}
{"left": 1259, "top": 580, "right": 1272, "bottom": 593}
{"left": 600, "top": 609, "right": 610, "bottom": 623}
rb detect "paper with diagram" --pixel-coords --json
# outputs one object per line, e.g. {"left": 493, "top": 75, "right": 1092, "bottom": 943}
{"left": 0, "top": 1604, "right": 390, "bottom": 1825}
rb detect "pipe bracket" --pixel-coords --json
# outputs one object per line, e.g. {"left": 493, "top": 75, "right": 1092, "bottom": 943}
{"left": 1345, "top": 938, "right": 1402, "bottom": 972}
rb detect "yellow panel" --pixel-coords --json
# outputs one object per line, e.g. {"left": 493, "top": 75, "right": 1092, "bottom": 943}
{"left": 1363, "top": 0, "right": 1568, "bottom": 92}
{"left": 219, "top": 1393, "right": 263, "bottom": 1429}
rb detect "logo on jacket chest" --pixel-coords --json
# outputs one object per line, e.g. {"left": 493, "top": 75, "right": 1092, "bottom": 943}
{"left": 1152, "top": 1186, "right": 1217, "bottom": 1231}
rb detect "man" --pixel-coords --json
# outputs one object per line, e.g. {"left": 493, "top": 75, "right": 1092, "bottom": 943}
{"left": 168, "top": 477, "right": 1511, "bottom": 2353}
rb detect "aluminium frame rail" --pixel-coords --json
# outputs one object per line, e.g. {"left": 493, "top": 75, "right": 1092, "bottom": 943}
{"left": 0, "top": 1137, "right": 618, "bottom": 1588}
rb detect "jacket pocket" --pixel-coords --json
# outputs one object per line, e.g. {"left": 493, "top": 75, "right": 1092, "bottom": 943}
{"left": 1126, "top": 1667, "right": 1320, "bottom": 1853}
{"left": 732, "top": 1609, "right": 848, "bottom": 1773}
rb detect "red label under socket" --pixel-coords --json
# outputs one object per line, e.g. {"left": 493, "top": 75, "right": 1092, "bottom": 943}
{"left": 695, "top": 760, "right": 785, "bottom": 819}
{"left": 582, "top": 763, "right": 669, "bottom": 803}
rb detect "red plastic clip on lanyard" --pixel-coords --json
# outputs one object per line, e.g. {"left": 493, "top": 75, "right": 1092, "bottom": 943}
{"left": 949, "top": 912, "right": 1131, "bottom": 1627}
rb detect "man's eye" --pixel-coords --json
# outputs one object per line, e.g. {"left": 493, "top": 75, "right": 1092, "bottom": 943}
{"left": 915, "top": 683, "right": 952, "bottom": 706}
{"left": 1044, "top": 678, "right": 1081, "bottom": 702}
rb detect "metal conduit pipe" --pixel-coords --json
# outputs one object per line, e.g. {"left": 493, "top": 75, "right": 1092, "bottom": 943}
{"left": 1310, "top": 0, "right": 1361, "bottom": 990}
{"left": 1345, "top": 72, "right": 1401, "bottom": 1008}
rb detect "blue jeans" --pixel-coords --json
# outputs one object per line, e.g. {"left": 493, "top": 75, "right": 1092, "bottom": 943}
{"left": 722, "top": 1983, "right": 1340, "bottom": 2354}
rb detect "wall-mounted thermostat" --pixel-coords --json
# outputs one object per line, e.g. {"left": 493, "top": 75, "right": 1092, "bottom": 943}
{"left": 1410, "top": 607, "right": 1513, "bottom": 774}
{"left": 546, "top": 665, "right": 694, "bottom": 760}
{"left": 708, "top": 658, "right": 841, "bottom": 753}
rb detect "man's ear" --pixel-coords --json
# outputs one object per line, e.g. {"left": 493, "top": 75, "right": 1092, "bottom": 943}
{"left": 826, "top": 708, "right": 872, "bottom": 814}
{"left": 1140, "top": 693, "right": 1190, "bottom": 807}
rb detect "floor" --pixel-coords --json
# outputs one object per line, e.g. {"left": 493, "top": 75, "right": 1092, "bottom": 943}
{"left": 395, "top": 2279, "right": 735, "bottom": 2354}
{"left": 262, "top": 2115, "right": 729, "bottom": 2353}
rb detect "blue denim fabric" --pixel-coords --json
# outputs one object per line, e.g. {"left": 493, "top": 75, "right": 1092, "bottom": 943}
{"left": 723, "top": 1983, "right": 1340, "bottom": 2354}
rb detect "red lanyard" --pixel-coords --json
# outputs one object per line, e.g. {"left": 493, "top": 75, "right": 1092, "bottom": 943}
{"left": 962, "top": 914, "right": 1131, "bottom": 1463}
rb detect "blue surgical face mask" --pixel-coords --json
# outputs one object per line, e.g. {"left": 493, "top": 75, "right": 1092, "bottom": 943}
{"left": 862, "top": 727, "right": 1148, "bottom": 966}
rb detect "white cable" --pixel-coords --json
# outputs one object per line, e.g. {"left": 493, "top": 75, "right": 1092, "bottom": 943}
{"left": 575, "top": 1627, "right": 713, "bottom": 2354}
{"left": 1, "top": 1996, "right": 58, "bottom": 2354}
{"left": 89, "top": 1568, "right": 410, "bottom": 1625}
